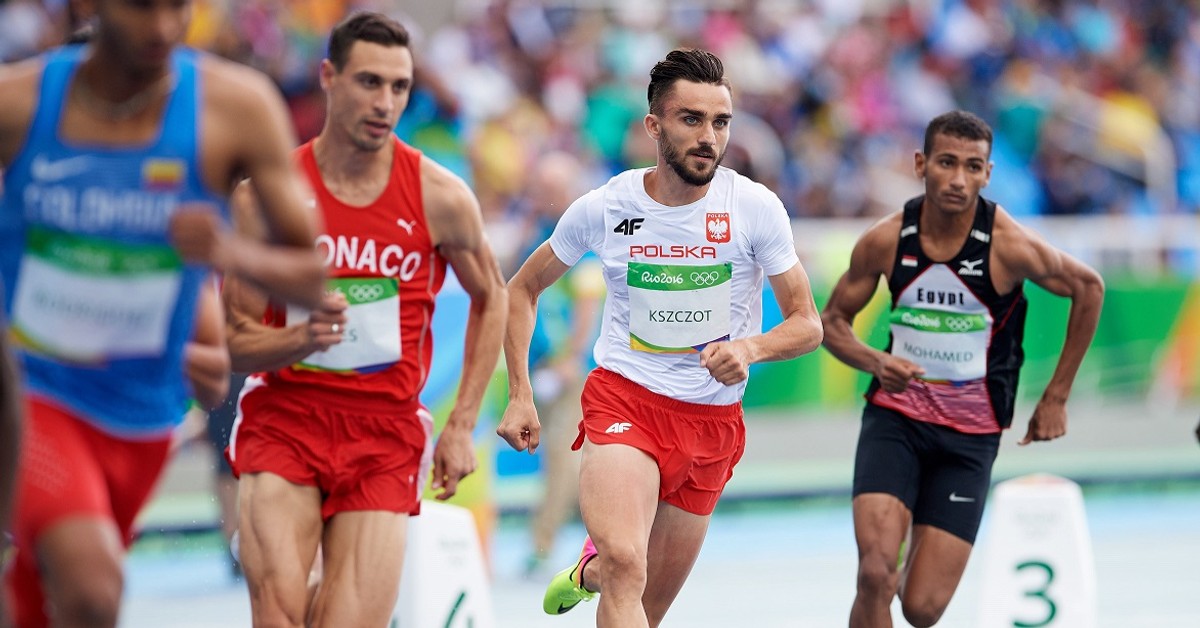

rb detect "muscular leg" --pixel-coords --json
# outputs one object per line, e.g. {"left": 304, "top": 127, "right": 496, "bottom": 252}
{"left": 36, "top": 518, "right": 125, "bottom": 628}
{"left": 308, "top": 511, "right": 407, "bottom": 628}
{"left": 897, "top": 524, "right": 972, "bottom": 627}
{"left": 577, "top": 441, "right": 660, "bottom": 628}
{"left": 641, "top": 503, "right": 710, "bottom": 627}
{"left": 850, "top": 493, "right": 911, "bottom": 628}
{"left": 238, "top": 472, "right": 322, "bottom": 628}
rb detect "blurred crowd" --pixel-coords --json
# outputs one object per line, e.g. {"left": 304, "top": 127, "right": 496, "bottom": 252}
{"left": 5, "top": 0, "right": 1200, "bottom": 268}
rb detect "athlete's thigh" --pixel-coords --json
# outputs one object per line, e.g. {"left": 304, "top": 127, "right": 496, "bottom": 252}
{"left": 900, "top": 524, "right": 972, "bottom": 613}
{"left": 237, "top": 472, "right": 323, "bottom": 616}
{"left": 309, "top": 510, "right": 408, "bottom": 628}
{"left": 642, "top": 502, "right": 711, "bottom": 625}
{"left": 36, "top": 517, "right": 125, "bottom": 614}
{"left": 852, "top": 404, "right": 921, "bottom": 508}
{"left": 910, "top": 429, "right": 998, "bottom": 544}
{"left": 852, "top": 493, "right": 912, "bottom": 564}
{"left": 578, "top": 441, "right": 661, "bottom": 553}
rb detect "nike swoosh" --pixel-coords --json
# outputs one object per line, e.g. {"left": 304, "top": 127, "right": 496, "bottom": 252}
{"left": 948, "top": 493, "right": 976, "bottom": 503}
{"left": 556, "top": 602, "right": 575, "bottom": 614}
{"left": 30, "top": 155, "right": 94, "bottom": 182}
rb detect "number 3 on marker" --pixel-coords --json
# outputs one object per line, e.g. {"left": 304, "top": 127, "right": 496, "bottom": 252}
{"left": 1013, "top": 560, "right": 1057, "bottom": 627}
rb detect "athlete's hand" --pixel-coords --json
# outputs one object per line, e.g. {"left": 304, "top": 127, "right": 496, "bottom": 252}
{"left": 1019, "top": 395, "right": 1068, "bottom": 446}
{"left": 874, "top": 355, "right": 924, "bottom": 393}
{"left": 304, "top": 292, "right": 348, "bottom": 352}
{"left": 700, "top": 340, "right": 753, "bottom": 385}
{"left": 170, "top": 204, "right": 232, "bottom": 269}
{"left": 496, "top": 399, "right": 542, "bottom": 453}
{"left": 432, "top": 422, "right": 478, "bottom": 500}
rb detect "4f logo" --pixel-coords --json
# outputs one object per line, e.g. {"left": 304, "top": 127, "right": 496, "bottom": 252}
{"left": 706, "top": 212, "right": 730, "bottom": 243}
{"left": 614, "top": 218, "right": 644, "bottom": 236}
{"left": 605, "top": 422, "right": 632, "bottom": 434}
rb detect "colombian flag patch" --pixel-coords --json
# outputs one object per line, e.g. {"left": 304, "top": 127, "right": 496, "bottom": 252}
{"left": 142, "top": 159, "right": 186, "bottom": 190}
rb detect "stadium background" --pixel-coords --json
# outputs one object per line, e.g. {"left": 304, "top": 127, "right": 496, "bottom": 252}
{"left": 2, "top": 0, "right": 1199, "bottom": 625}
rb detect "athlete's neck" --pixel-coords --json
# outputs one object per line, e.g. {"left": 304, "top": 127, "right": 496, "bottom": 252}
{"left": 919, "top": 198, "right": 975, "bottom": 239}
{"left": 75, "top": 49, "right": 173, "bottom": 115}
{"left": 643, "top": 165, "right": 710, "bottom": 207}
{"left": 312, "top": 133, "right": 394, "bottom": 183}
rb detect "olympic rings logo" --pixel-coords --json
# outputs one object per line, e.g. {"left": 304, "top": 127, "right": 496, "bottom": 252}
{"left": 690, "top": 271, "right": 721, "bottom": 286}
{"left": 348, "top": 284, "right": 386, "bottom": 301}
{"left": 945, "top": 317, "right": 974, "bottom": 332}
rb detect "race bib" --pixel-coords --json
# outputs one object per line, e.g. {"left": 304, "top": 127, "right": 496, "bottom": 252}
{"left": 628, "top": 262, "right": 731, "bottom": 353}
{"left": 10, "top": 227, "right": 182, "bottom": 363}
{"left": 889, "top": 306, "right": 991, "bottom": 382}
{"left": 288, "top": 277, "right": 400, "bottom": 373}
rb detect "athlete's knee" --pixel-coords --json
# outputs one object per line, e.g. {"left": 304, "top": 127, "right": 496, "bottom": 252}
{"left": 249, "top": 599, "right": 307, "bottom": 628}
{"left": 246, "top": 579, "right": 308, "bottom": 628}
{"left": 900, "top": 593, "right": 948, "bottom": 628}
{"left": 48, "top": 569, "right": 123, "bottom": 628}
{"left": 596, "top": 543, "right": 648, "bottom": 593}
{"left": 856, "top": 555, "right": 899, "bottom": 599}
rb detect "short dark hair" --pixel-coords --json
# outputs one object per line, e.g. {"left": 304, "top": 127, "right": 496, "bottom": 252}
{"left": 328, "top": 12, "right": 410, "bottom": 71}
{"left": 923, "top": 110, "right": 993, "bottom": 156}
{"left": 647, "top": 49, "right": 730, "bottom": 115}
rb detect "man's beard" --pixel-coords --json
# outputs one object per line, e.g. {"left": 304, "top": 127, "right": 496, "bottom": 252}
{"left": 660, "top": 136, "right": 723, "bottom": 186}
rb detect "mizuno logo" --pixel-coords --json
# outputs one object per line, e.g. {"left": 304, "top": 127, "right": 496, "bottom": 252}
{"left": 958, "top": 259, "right": 984, "bottom": 276}
{"left": 948, "top": 492, "right": 976, "bottom": 503}
{"left": 605, "top": 422, "right": 632, "bottom": 434}
{"left": 396, "top": 218, "right": 415, "bottom": 235}
{"left": 613, "top": 218, "right": 644, "bottom": 236}
{"left": 30, "top": 155, "right": 94, "bottom": 182}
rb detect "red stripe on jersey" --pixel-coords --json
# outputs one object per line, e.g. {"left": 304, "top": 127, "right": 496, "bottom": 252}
{"left": 870, "top": 379, "right": 1000, "bottom": 434}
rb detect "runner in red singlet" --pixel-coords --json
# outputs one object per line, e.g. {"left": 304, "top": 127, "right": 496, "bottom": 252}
{"left": 223, "top": 13, "right": 507, "bottom": 628}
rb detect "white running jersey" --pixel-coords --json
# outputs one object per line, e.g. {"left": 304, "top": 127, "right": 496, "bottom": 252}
{"left": 549, "top": 167, "right": 798, "bottom": 405}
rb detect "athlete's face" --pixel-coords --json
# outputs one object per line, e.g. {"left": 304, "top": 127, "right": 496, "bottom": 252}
{"left": 93, "top": 0, "right": 192, "bottom": 76}
{"left": 916, "top": 133, "right": 993, "bottom": 215}
{"left": 646, "top": 80, "right": 732, "bottom": 187}
{"left": 321, "top": 41, "right": 413, "bottom": 152}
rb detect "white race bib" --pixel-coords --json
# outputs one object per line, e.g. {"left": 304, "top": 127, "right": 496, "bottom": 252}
{"left": 627, "top": 262, "right": 731, "bottom": 353}
{"left": 288, "top": 277, "right": 401, "bottom": 373}
{"left": 889, "top": 306, "right": 991, "bottom": 382}
{"left": 11, "top": 227, "right": 182, "bottom": 362}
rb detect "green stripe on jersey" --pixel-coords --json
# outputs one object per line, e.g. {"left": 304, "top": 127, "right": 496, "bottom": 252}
{"left": 890, "top": 307, "right": 987, "bottom": 333}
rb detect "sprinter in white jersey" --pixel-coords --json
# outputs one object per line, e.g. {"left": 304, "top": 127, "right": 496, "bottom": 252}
{"left": 498, "top": 49, "right": 823, "bottom": 627}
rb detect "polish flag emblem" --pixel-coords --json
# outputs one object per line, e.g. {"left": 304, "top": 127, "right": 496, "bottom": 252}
{"left": 706, "top": 212, "right": 730, "bottom": 243}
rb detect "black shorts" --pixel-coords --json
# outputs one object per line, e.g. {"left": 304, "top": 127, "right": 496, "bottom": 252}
{"left": 852, "top": 403, "right": 1001, "bottom": 544}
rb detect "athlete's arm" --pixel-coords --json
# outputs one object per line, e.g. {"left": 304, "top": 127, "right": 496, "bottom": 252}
{"left": 202, "top": 61, "right": 325, "bottom": 309}
{"left": 821, "top": 214, "right": 925, "bottom": 392}
{"left": 0, "top": 59, "right": 41, "bottom": 167}
{"left": 185, "top": 277, "right": 232, "bottom": 409}
{"left": 701, "top": 261, "right": 823, "bottom": 385}
{"left": 993, "top": 209, "right": 1104, "bottom": 445}
{"left": 223, "top": 186, "right": 347, "bottom": 373}
{"left": 497, "top": 242, "right": 573, "bottom": 453}
{"left": 424, "top": 158, "right": 508, "bottom": 499}
{"left": 0, "top": 307, "right": 22, "bottom": 535}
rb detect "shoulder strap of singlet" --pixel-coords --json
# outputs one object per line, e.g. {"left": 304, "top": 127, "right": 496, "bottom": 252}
{"left": 158, "top": 48, "right": 198, "bottom": 159}
{"left": 969, "top": 196, "right": 995, "bottom": 243}
{"left": 26, "top": 46, "right": 87, "bottom": 149}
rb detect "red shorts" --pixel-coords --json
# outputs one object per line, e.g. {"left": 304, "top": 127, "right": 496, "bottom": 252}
{"left": 573, "top": 368, "right": 745, "bottom": 516}
{"left": 229, "top": 378, "right": 433, "bottom": 519}
{"left": 6, "top": 396, "right": 172, "bottom": 628}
